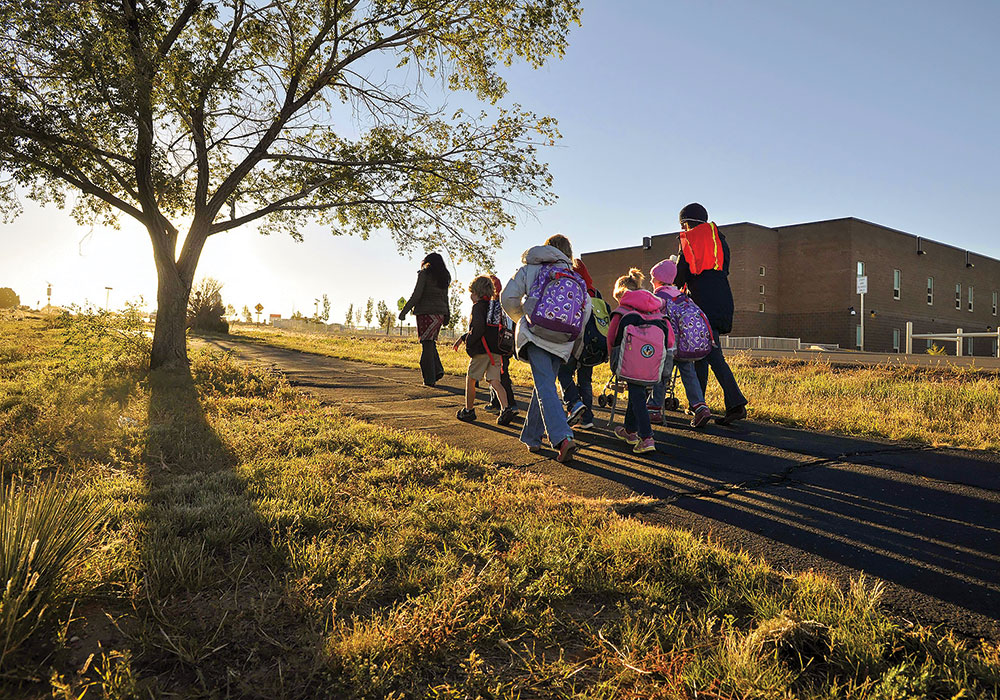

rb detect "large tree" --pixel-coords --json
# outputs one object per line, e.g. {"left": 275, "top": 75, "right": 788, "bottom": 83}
{"left": 0, "top": 0, "right": 580, "bottom": 368}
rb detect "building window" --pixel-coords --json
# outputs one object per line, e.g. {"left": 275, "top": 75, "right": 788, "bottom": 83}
{"left": 759, "top": 266, "right": 766, "bottom": 276}
{"left": 856, "top": 325, "right": 862, "bottom": 350}
{"left": 758, "top": 302, "right": 765, "bottom": 313}
{"left": 893, "top": 328, "right": 900, "bottom": 353}
{"left": 857, "top": 261, "right": 865, "bottom": 276}
{"left": 956, "top": 284, "right": 961, "bottom": 310}
{"left": 759, "top": 284, "right": 765, "bottom": 295}
{"left": 968, "top": 286, "right": 974, "bottom": 312}
{"left": 927, "top": 277, "right": 934, "bottom": 305}
{"left": 893, "top": 269, "right": 900, "bottom": 300}
{"left": 993, "top": 291, "right": 997, "bottom": 316}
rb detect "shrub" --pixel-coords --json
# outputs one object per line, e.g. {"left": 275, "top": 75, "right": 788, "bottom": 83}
{"left": 0, "top": 476, "right": 108, "bottom": 667}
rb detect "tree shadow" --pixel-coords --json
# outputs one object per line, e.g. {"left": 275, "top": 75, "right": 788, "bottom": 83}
{"left": 137, "top": 366, "right": 320, "bottom": 697}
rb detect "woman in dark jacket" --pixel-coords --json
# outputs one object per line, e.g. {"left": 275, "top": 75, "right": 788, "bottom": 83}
{"left": 674, "top": 203, "right": 748, "bottom": 425}
{"left": 399, "top": 253, "right": 452, "bottom": 386}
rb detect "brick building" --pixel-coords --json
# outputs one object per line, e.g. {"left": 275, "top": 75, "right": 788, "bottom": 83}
{"left": 580, "top": 217, "right": 1000, "bottom": 356}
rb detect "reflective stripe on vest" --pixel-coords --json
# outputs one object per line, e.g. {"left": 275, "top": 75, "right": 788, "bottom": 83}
{"left": 680, "top": 222, "right": 724, "bottom": 274}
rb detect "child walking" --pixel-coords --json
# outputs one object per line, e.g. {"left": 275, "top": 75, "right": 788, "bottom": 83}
{"left": 485, "top": 274, "right": 518, "bottom": 415}
{"left": 606, "top": 268, "right": 669, "bottom": 454}
{"left": 649, "top": 259, "right": 714, "bottom": 428}
{"left": 557, "top": 258, "right": 602, "bottom": 429}
{"left": 455, "top": 276, "right": 516, "bottom": 426}
{"left": 501, "top": 234, "right": 591, "bottom": 463}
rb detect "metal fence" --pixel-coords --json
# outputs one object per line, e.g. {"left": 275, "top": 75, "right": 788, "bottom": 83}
{"left": 904, "top": 321, "right": 1000, "bottom": 357}
{"left": 719, "top": 336, "right": 802, "bottom": 351}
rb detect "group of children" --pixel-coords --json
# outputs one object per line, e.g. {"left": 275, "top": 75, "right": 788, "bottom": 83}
{"left": 450, "top": 221, "right": 727, "bottom": 464}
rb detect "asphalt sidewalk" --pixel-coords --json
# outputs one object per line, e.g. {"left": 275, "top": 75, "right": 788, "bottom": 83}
{"left": 202, "top": 337, "right": 1000, "bottom": 640}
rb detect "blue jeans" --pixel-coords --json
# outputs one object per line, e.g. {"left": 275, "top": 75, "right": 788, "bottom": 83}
{"left": 623, "top": 382, "right": 652, "bottom": 438}
{"left": 695, "top": 328, "right": 747, "bottom": 411}
{"left": 650, "top": 361, "right": 705, "bottom": 410}
{"left": 557, "top": 359, "right": 594, "bottom": 424}
{"left": 520, "top": 344, "right": 573, "bottom": 448}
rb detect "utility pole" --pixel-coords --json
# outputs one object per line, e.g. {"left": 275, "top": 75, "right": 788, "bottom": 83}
{"left": 104, "top": 286, "right": 113, "bottom": 310}
{"left": 856, "top": 275, "right": 868, "bottom": 351}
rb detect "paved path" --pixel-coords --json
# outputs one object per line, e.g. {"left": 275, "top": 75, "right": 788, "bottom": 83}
{"left": 203, "top": 338, "right": 1000, "bottom": 640}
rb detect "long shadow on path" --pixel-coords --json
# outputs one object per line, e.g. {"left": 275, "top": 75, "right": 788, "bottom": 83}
{"left": 203, "top": 337, "right": 1000, "bottom": 640}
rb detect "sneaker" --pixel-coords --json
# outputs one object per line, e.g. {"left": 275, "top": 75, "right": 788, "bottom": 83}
{"left": 526, "top": 443, "right": 543, "bottom": 453}
{"left": 482, "top": 403, "right": 501, "bottom": 414}
{"left": 496, "top": 407, "right": 516, "bottom": 426}
{"left": 577, "top": 419, "right": 594, "bottom": 430}
{"left": 456, "top": 408, "right": 477, "bottom": 422}
{"left": 556, "top": 438, "right": 577, "bottom": 463}
{"left": 633, "top": 436, "right": 656, "bottom": 454}
{"left": 648, "top": 408, "right": 663, "bottom": 425}
{"left": 690, "top": 405, "right": 712, "bottom": 429}
{"left": 613, "top": 427, "right": 639, "bottom": 445}
{"left": 567, "top": 401, "right": 586, "bottom": 426}
{"left": 509, "top": 406, "right": 520, "bottom": 416}
{"left": 715, "top": 404, "right": 748, "bottom": 426}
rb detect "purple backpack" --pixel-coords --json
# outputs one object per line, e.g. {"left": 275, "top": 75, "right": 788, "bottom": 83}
{"left": 524, "top": 263, "right": 587, "bottom": 342}
{"left": 659, "top": 291, "right": 714, "bottom": 361}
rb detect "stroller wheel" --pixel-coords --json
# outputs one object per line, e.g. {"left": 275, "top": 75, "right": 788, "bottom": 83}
{"left": 598, "top": 395, "right": 607, "bottom": 408}
{"left": 667, "top": 397, "right": 680, "bottom": 411}
{"left": 607, "top": 395, "right": 616, "bottom": 408}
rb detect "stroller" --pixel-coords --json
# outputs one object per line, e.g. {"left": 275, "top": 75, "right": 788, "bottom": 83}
{"left": 598, "top": 362, "right": 681, "bottom": 428}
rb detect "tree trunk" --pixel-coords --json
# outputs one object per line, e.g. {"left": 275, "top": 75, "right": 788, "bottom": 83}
{"left": 150, "top": 255, "right": 191, "bottom": 370}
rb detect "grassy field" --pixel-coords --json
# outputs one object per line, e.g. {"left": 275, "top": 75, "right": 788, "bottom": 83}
{"left": 233, "top": 326, "right": 1000, "bottom": 451}
{"left": 2, "top": 310, "right": 999, "bottom": 698}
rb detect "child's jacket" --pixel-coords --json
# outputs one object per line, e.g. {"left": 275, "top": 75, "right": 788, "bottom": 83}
{"left": 606, "top": 289, "right": 666, "bottom": 357}
{"left": 464, "top": 299, "right": 501, "bottom": 358}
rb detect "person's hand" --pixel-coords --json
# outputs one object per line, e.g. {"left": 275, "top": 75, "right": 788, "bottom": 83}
{"left": 397, "top": 311, "right": 406, "bottom": 321}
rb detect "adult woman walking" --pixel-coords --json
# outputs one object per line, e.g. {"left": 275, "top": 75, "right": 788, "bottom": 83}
{"left": 399, "top": 253, "right": 452, "bottom": 386}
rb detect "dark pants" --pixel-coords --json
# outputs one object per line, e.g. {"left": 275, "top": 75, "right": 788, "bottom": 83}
{"left": 420, "top": 340, "right": 444, "bottom": 386}
{"left": 623, "top": 382, "right": 652, "bottom": 438}
{"left": 695, "top": 328, "right": 747, "bottom": 411}
{"left": 557, "top": 359, "right": 594, "bottom": 424}
{"left": 488, "top": 355, "right": 517, "bottom": 409}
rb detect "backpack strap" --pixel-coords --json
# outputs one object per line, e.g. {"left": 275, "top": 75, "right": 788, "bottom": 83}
{"left": 482, "top": 338, "right": 496, "bottom": 366}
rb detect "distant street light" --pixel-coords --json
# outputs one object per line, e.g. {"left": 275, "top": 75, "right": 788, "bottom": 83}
{"left": 105, "top": 286, "right": 113, "bottom": 309}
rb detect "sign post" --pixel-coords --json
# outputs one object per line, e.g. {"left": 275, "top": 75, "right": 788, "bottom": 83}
{"left": 856, "top": 275, "right": 868, "bottom": 351}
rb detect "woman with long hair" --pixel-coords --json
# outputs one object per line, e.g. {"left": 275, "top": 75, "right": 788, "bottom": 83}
{"left": 399, "top": 252, "right": 452, "bottom": 386}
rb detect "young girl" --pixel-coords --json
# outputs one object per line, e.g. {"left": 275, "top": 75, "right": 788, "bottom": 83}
{"left": 649, "top": 258, "right": 713, "bottom": 428}
{"left": 606, "top": 268, "right": 666, "bottom": 454}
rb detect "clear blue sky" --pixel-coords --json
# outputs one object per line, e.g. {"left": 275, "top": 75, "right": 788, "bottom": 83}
{"left": 4, "top": 0, "right": 999, "bottom": 322}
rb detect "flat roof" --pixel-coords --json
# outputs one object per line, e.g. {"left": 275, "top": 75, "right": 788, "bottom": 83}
{"left": 582, "top": 217, "right": 1000, "bottom": 265}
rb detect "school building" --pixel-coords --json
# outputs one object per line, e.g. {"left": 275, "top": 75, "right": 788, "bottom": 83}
{"left": 580, "top": 217, "right": 1000, "bottom": 357}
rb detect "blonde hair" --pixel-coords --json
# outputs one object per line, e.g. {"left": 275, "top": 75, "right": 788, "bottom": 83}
{"left": 613, "top": 267, "right": 645, "bottom": 301}
{"left": 469, "top": 275, "right": 495, "bottom": 300}
{"left": 544, "top": 234, "right": 573, "bottom": 260}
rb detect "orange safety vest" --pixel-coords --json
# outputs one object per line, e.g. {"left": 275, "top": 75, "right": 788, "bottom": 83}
{"left": 679, "top": 222, "right": 725, "bottom": 275}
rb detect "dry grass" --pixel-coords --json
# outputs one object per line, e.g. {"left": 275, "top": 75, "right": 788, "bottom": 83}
{"left": 233, "top": 326, "right": 1000, "bottom": 451}
{"left": 1, "top": 311, "right": 998, "bottom": 699}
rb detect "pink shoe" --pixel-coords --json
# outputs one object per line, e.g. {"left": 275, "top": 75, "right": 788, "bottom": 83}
{"left": 613, "top": 427, "right": 639, "bottom": 445}
{"left": 556, "top": 438, "right": 577, "bottom": 463}
{"left": 647, "top": 407, "right": 663, "bottom": 425}
{"left": 633, "top": 436, "right": 656, "bottom": 454}
{"left": 690, "top": 404, "right": 712, "bottom": 428}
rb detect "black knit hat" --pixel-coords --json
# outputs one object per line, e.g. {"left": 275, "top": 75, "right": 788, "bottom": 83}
{"left": 679, "top": 202, "right": 708, "bottom": 225}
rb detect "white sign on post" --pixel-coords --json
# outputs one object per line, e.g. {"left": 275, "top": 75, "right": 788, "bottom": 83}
{"left": 856, "top": 276, "right": 868, "bottom": 294}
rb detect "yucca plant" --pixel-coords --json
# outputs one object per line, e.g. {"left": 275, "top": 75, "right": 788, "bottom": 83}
{"left": 0, "top": 476, "right": 107, "bottom": 668}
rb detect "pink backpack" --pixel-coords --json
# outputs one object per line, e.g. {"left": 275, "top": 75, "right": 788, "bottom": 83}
{"left": 610, "top": 310, "right": 675, "bottom": 386}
